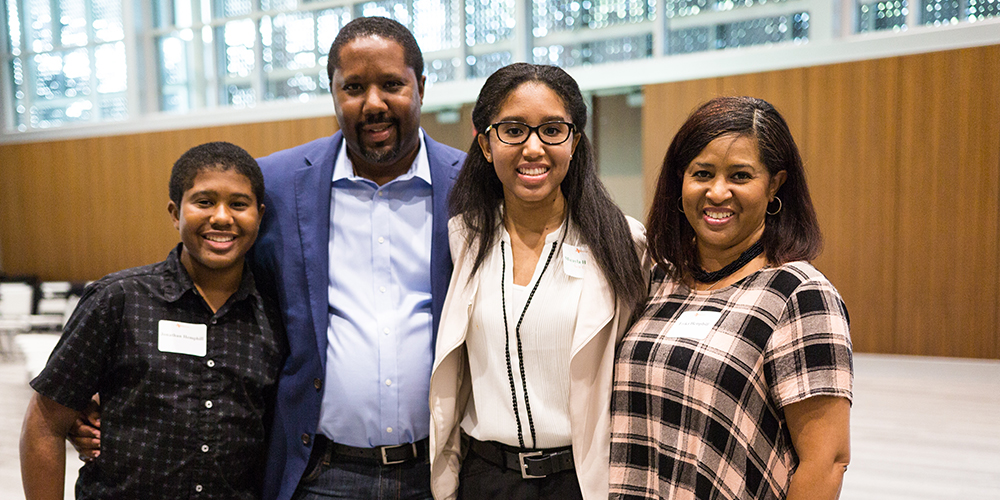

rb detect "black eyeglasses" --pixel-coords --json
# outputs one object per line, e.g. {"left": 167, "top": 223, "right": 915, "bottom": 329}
{"left": 485, "top": 121, "right": 576, "bottom": 146}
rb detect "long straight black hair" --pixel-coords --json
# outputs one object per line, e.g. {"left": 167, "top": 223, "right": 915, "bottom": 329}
{"left": 449, "top": 63, "right": 645, "bottom": 309}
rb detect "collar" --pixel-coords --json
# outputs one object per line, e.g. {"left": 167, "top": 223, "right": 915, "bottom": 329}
{"left": 332, "top": 129, "right": 431, "bottom": 186}
{"left": 160, "top": 243, "right": 259, "bottom": 306}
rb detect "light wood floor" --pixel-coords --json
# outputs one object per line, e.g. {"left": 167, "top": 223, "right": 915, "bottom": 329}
{"left": 1, "top": 352, "right": 998, "bottom": 499}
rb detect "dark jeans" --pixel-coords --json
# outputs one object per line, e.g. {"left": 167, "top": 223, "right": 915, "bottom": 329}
{"left": 292, "top": 456, "right": 432, "bottom": 500}
{"left": 457, "top": 447, "right": 584, "bottom": 500}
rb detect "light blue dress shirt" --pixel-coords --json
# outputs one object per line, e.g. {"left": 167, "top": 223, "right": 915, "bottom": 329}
{"left": 318, "top": 132, "right": 434, "bottom": 447}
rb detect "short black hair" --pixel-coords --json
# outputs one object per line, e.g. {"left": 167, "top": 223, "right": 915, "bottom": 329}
{"left": 168, "top": 142, "right": 264, "bottom": 208}
{"left": 326, "top": 16, "right": 424, "bottom": 85}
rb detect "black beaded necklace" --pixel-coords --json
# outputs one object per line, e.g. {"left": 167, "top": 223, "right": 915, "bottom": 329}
{"left": 692, "top": 239, "right": 765, "bottom": 284}
{"left": 500, "top": 239, "right": 558, "bottom": 449}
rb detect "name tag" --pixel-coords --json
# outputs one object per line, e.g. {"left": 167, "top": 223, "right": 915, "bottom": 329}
{"left": 562, "top": 243, "right": 588, "bottom": 279}
{"left": 158, "top": 320, "right": 207, "bottom": 357}
{"left": 667, "top": 310, "right": 721, "bottom": 340}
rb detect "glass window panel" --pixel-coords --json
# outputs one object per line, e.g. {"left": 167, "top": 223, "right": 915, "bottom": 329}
{"left": 153, "top": 0, "right": 195, "bottom": 28}
{"left": 60, "top": 0, "right": 88, "bottom": 47}
{"left": 357, "top": 0, "right": 411, "bottom": 25}
{"left": 317, "top": 7, "right": 351, "bottom": 55}
{"left": 466, "top": 0, "right": 515, "bottom": 45}
{"left": 264, "top": 12, "right": 316, "bottom": 72}
{"left": 412, "top": 0, "right": 459, "bottom": 51}
{"left": 93, "top": 0, "right": 124, "bottom": 42}
{"left": 33, "top": 48, "right": 91, "bottom": 100}
{"left": 261, "top": 0, "right": 300, "bottom": 10}
{"left": 31, "top": 99, "right": 94, "bottom": 127}
{"left": 7, "top": 0, "right": 23, "bottom": 52}
{"left": 967, "top": 0, "right": 1000, "bottom": 19}
{"left": 265, "top": 73, "right": 321, "bottom": 100}
{"left": 28, "top": 0, "right": 54, "bottom": 53}
{"left": 858, "top": 0, "right": 907, "bottom": 31}
{"left": 100, "top": 95, "right": 128, "bottom": 120}
{"left": 665, "top": 0, "right": 788, "bottom": 18}
{"left": 468, "top": 51, "right": 511, "bottom": 78}
{"left": 534, "top": 0, "right": 655, "bottom": 37}
{"left": 717, "top": 11, "right": 808, "bottom": 48}
{"left": 220, "top": 0, "right": 253, "bottom": 19}
{"left": 226, "top": 83, "right": 256, "bottom": 107}
{"left": 533, "top": 34, "right": 653, "bottom": 66}
{"left": 96, "top": 41, "right": 127, "bottom": 93}
{"left": 921, "top": 0, "right": 960, "bottom": 23}
{"left": 222, "top": 19, "right": 256, "bottom": 76}
{"left": 426, "top": 57, "right": 462, "bottom": 83}
{"left": 666, "top": 26, "right": 711, "bottom": 54}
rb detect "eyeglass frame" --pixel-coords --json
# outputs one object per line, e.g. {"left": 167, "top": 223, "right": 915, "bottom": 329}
{"left": 484, "top": 120, "right": 578, "bottom": 146}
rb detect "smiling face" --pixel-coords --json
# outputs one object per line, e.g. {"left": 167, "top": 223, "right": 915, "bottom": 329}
{"left": 477, "top": 82, "right": 581, "bottom": 209}
{"left": 331, "top": 36, "right": 425, "bottom": 184}
{"left": 169, "top": 168, "right": 262, "bottom": 281}
{"left": 681, "top": 134, "right": 786, "bottom": 266}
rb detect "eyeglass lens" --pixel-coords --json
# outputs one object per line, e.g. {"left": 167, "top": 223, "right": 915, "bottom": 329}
{"left": 494, "top": 122, "right": 572, "bottom": 145}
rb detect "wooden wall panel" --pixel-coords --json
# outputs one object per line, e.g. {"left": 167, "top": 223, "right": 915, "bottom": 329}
{"left": 802, "top": 59, "right": 901, "bottom": 355}
{"left": 896, "top": 46, "right": 1000, "bottom": 358}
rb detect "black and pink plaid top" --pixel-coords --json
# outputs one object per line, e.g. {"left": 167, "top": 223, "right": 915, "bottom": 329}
{"left": 610, "top": 261, "right": 853, "bottom": 500}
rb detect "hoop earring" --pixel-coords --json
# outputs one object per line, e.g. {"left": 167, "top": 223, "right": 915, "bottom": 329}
{"left": 677, "top": 197, "right": 685, "bottom": 213}
{"left": 767, "top": 197, "right": 782, "bottom": 216}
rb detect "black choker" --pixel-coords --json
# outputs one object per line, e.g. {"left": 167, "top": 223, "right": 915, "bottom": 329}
{"left": 692, "top": 239, "right": 764, "bottom": 284}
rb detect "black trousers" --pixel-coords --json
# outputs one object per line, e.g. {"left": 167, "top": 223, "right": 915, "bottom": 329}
{"left": 456, "top": 446, "right": 584, "bottom": 500}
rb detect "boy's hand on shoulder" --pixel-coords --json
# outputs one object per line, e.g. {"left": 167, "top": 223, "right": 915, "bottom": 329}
{"left": 68, "top": 395, "right": 101, "bottom": 461}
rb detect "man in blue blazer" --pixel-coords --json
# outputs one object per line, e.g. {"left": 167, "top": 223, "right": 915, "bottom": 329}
{"left": 253, "top": 17, "right": 465, "bottom": 500}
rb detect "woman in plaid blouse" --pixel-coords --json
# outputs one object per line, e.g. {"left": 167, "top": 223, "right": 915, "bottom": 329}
{"left": 610, "top": 96, "right": 852, "bottom": 500}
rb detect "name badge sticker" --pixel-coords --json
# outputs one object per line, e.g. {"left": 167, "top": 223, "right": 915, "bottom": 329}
{"left": 158, "top": 320, "right": 208, "bottom": 357}
{"left": 562, "top": 243, "right": 589, "bottom": 279}
{"left": 667, "top": 310, "right": 721, "bottom": 340}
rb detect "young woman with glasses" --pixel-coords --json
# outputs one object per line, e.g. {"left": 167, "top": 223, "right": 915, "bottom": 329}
{"left": 428, "top": 63, "right": 648, "bottom": 500}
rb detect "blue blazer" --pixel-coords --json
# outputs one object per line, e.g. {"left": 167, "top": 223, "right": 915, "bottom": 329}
{"left": 252, "top": 131, "right": 465, "bottom": 500}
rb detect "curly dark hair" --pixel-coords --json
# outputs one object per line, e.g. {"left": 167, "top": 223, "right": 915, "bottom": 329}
{"left": 168, "top": 141, "right": 263, "bottom": 208}
{"left": 449, "top": 62, "right": 645, "bottom": 309}
{"left": 646, "top": 96, "right": 822, "bottom": 278}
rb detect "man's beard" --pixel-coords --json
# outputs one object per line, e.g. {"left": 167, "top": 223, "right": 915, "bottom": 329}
{"left": 356, "top": 116, "right": 401, "bottom": 165}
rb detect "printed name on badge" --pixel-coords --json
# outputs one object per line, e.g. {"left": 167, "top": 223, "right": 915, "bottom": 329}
{"left": 667, "top": 310, "right": 721, "bottom": 340}
{"left": 562, "top": 243, "right": 588, "bottom": 279}
{"left": 158, "top": 320, "right": 208, "bottom": 357}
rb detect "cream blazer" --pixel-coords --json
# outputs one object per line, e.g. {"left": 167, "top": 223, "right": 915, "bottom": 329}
{"left": 429, "top": 215, "right": 647, "bottom": 500}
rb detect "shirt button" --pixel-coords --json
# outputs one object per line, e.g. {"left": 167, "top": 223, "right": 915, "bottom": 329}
{"left": 378, "top": 236, "right": 385, "bottom": 244}
{"left": 313, "top": 378, "right": 322, "bottom": 390}
{"left": 206, "top": 360, "right": 215, "bottom": 368}
{"left": 201, "top": 444, "right": 210, "bottom": 453}
{"left": 301, "top": 433, "right": 311, "bottom": 445}
{"left": 379, "top": 286, "right": 386, "bottom": 293}
{"left": 210, "top": 318, "right": 217, "bottom": 325}
{"left": 383, "top": 327, "right": 390, "bottom": 335}
{"left": 385, "top": 379, "right": 392, "bottom": 386}
{"left": 195, "top": 485, "right": 203, "bottom": 493}
{"left": 205, "top": 400, "right": 213, "bottom": 409}
{"left": 386, "top": 427, "right": 393, "bottom": 433}
{"left": 378, "top": 191, "right": 385, "bottom": 197}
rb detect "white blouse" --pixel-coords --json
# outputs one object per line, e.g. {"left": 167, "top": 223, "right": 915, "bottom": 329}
{"left": 460, "top": 223, "right": 585, "bottom": 449}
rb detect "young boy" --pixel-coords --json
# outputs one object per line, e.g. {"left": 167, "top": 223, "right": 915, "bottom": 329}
{"left": 20, "top": 141, "right": 286, "bottom": 500}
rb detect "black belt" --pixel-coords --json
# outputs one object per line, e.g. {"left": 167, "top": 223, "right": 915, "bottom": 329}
{"left": 314, "top": 434, "right": 428, "bottom": 466}
{"left": 467, "top": 437, "right": 575, "bottom": 479}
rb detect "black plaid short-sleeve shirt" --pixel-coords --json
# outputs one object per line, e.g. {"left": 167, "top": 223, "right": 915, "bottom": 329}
{"left": 31, "top": 245, "right": 287, "bottom": 500}
{"left": 610, "top": 261, "right": 852, "bottom": 500}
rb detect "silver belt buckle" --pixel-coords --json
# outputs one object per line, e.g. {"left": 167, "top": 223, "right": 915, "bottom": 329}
{"left": 519, "top": 451, "right": 545, "bottom": 479}
{"left": 381, "top": 442, "right": 418, "bottom": 465}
